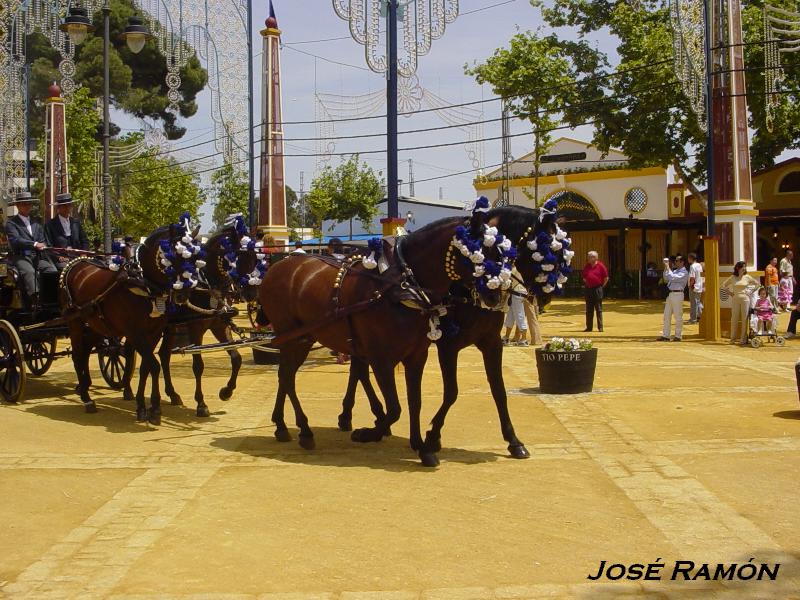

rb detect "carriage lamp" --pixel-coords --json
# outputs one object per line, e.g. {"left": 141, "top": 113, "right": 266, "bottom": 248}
{"left": 59, "top": 6, "right": 94, "bottom": 46}
{"left": 121, "top": 16, "right": 152, "bottom": 54}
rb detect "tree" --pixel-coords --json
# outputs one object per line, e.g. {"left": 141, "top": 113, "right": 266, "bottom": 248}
{"left": 113, "top": 140, "right": 205, "bottom": 238}
{"left": 465, "top": 33, "right": 601, "bottom": 204}
{"left": 64, "top": 87, "right": 101, "bottom": 219}
{"left": 471, "top": 0, "right": 800, "bottom": 196}
{"left": 210, "top": 161, "right": 249, "bottom": 229}
{"left": 306, "top": 155, "right": 383, "bottom": 237}
{"left": 287, "top": 185, "right": 312, "bottom": 232}
{"left": 25, "top": 0, "right": 207, "bottom": 140}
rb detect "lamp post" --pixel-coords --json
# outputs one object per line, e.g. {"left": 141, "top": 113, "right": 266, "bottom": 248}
{"left": 60, "top": 3, "right": 151, "bottom": 252}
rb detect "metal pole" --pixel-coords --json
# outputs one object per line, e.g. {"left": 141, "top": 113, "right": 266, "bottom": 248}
{"left": 246, "top": 0, "right": 256, "bottom": 231}
{"left": 704, "top": 0, "right": 715, "bottom": 237}
{"left": 387, "top": 0, "right": 398, "bottom": 220}
{"left": 102, "top": 1, "right": 111, "bottom": 252}
{"left": 24, "top": 63, "right": 30, "bottom": 190}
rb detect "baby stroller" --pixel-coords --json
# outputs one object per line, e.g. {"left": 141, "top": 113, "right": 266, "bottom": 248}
{"left": 747, "top": 292, "right": 785, "bottom": 348}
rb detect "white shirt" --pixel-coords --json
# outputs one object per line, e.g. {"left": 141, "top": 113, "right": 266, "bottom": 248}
{"left": 689, "top": 262, "right": 704, "bottom": 293}
{"left": 18, "top": 214, "right": 32, "bottom": 236}
{"left": 780, "top": 257, "right": 794, "bottom": 278}
{"left": 59, "top": 215, "right": 71, "bottom": 237}
{"left": 290, "top": 248, "right": 306, "bottom": 254}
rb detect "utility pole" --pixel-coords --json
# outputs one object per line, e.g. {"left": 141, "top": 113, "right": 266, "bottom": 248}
{"left": 408, "top": 158, "right": 415, "bottom": 197}
{"left": 385, "top": 0, "right": 399, "bottom": 233}
{"left": 299, "top": 170, "right": 306, "bottom": 230}
{"left": 499, "top": 99, "right": 511, "bottom": 207}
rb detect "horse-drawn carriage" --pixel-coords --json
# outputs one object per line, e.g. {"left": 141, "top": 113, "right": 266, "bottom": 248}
{"left": 0, "top": 253, "right": 135, "bottom": 403}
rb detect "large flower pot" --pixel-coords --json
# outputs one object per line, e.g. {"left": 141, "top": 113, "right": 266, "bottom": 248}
{"left": 535, "top": 348, "right": 598, "bottom": 394}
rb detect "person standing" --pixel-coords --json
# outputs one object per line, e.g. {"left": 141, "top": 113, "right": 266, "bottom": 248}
{"left": 722, "top": 261, "right": 760, "bottom": 345}
{"left": 44, "top": 192, "right": 90, "bottom": 269}
{"left": 765, "top": 257, "right": 780, "bottom": 310}
{"left": 659, "top": 255, "right": 689, "bottom": 341}
{"left": 687, "top": 253, "right": 704, "bottom": 324}
{"left": 581, "top": 250, "right": 608, "bottom": 332}
{"left": 4, "top": 191, "right": 57, "bottom": 306}
{"left": 289, "top": 240, "right": 306, "bottom": 255}
{"left": 780, "top": 249, "right": 794, "bottom": 306}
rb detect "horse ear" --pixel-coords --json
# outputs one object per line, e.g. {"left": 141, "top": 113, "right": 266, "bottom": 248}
{"left": 487, "top": 216, "right": 500, "bottom": 227}
{"left": 191, "top": 225, "right": 201, "bottom": 240}
{"left": 469, "top": 210, "right": 488, "bottom": 237}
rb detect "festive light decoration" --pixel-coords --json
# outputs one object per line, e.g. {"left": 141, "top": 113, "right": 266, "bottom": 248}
{"left": 763, "top": 4, "right": 800, "bottom": 132}
{"left": 669, "top": 0, "right": 707, "bottom": 131}
{"left": 332, "top": 0, "right": 459, "bottom": 76}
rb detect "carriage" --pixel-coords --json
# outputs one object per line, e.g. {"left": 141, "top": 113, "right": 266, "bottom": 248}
{"left": 0, "top": 256, "right": 135, "bottom": 403}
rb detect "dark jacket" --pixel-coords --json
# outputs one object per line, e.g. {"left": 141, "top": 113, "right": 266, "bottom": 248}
{"left": 44, "top": 216, "right": 89, "bottom": 251}
{"left": 5, "top": 215, "right": 48, "bottom": 257}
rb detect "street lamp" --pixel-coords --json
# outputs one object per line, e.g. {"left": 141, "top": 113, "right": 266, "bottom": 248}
{"left": 60, "top": 5, "right": 150, "bottom": 251}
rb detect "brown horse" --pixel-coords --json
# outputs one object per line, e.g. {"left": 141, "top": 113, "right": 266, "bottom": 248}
{"left": 158, "top": 222, "right": 260, "bottom": 415}
{"left": 258, "top": 214, "right": 505, "bottom": 466}
{"left": 61, "top": 225, "right": 202, "bottom": 423}
{"left": 336, "top": 205, "right": 565, "bottom": 460}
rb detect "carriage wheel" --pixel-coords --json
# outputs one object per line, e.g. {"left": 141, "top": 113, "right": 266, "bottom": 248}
{"left": 776, "top": 336, "right": 786, "bottom": 347}
{"left": 24, "top": 337, "right": 56, "bottom": 377}
{"left": 98, "top": 338, "right": 137, "bottom": 390}
{"left": 750, "top": 337, "right": 762, "bottom": 348}
{"left": 0, "top": 320, "right": 26, "bottom": 403}
{"left": 247, "top": 301, "right": 259, "bottom": 328}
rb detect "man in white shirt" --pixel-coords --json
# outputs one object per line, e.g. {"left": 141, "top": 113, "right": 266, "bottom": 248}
{"left": 687, "top": 252, "right": 704, "bottom": 324}
{"left": 289, "top": 241, "right": 306, "bottom": 254}
{"left": 780, "top": 250, "right": 794, "bottom": 306}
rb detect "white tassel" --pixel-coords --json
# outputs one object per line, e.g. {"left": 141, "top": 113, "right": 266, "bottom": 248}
{"left": 527, "top": 239, "right": 537, "bottom": 251}
{"left": 196, "top": 260, "right": 207, "bottom": 268}
{"left": 501, "top": 279, "right": 512, "bottom": 290}
{"left": 473, "top": 264, "right": 486, "bottom": 277}
{"left": 499, "top": 268, "right": 511, "bottom": 281}
{"left": 486, "top": 277, "right": 501, "bottom": 290}
{"left": 532, "top": 252, "right": 544, "bottom": 262}
{"left": 182, "top": 251, "right": 192, "bottom": 259}
{"left": 483, "top": 233, "right": 497, "bottom": 247}
{"left": 427, "top": 316, "right": 442, "bottom": 341}
{"left": 555, "top": 226, "right": 567, "bottom": 241}
{"left": 182, "top": 235, "right": 191, "bottom": 244}
{"left": 161, "top": 258, "right": 171, "bottom": 266}
{"left": 498, "top": 238, "right": 512, "bottom": 251}
{"left": 550, "top": 240, "right": 563, "bottom": 251}
{"left": 470, "top": 250, "right": 485, "bottom": 264}
{"left": 557, "top": 274, "right": 568, "bottom": 285}
{"left": 109, "top": 263, "right": 120, "bottom": 272}
{"left": 542, "top": 264, "right": 555, "bottom": 272}
{"left": 173, "top": 282, "right": 183, "bottom": 290}
{"left": 362, "top": 252, "right": 378, "bottom": 269}
{"left": 543, "top": 284, "right": 555, "bottom": 293}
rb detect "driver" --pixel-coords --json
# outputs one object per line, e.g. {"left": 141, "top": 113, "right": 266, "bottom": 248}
{"left": 4, "top": 191, "right": 56, "bottom": 305}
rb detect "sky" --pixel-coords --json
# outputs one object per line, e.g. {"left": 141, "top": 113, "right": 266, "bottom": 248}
{"left": 116, "top": 0, "right": 602, "bottom": 230}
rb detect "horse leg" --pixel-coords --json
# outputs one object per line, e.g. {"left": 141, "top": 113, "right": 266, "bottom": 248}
{"left": 133, "top": 350, "right": 149, "bottom": 422}
{"left": 68, "top": 323, "right": 96, "bottom": 413}
{"left": 282, "top": 343, "right": 315, "bottom": 449}
{"left": 158, "top": 328, "right": 183, "bottom": 406}
{"left": 186, "top": 323, "right": 210, "bottom": 417}
{"left": 144, "top": 346, "right": 162, "bottom": 426}
{"left": 213, "top": 320, "right": 240, "bottom": 401}
{"left": 338, "top": 357, "right": 388, "bottom": 433}
{"left": 478, "top": 335, "right": 529, "bottom": 459}
{"left": 122, "top": 340, "right": 135, "bottom": 402}
{"left": 272, "top": 343, "right": 310, "bottom": 443}
{"left": 423, "top": 342, "right": 461, "bottom": 456}
{"left": 351, "top": 362, "right": 401, "bottom": 444}
{"left": 403, "top": 347, "right": 437, "bottom": 467}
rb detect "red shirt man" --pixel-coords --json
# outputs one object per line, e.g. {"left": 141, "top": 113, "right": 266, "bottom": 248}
{"left": 582, "top": 251, "right": 608, "bottom": 332}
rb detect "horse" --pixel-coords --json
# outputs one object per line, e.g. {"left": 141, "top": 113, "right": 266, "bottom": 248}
{"left": 258, "top": 209, "right": 510, "bottom": 466}
{"left": 336, "top": 204, "right": 571, "bottom": 461}
{"left": 157, "top": 220, "right": 261, "bottom": 415}
{"left": 60, "top": 221, "right": 204, "bottom": 424}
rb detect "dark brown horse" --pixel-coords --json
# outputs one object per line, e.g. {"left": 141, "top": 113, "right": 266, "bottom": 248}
{"left": 337, "top": 205, "right": 565, "bottom": 460}
{"left": 61, "top": 225, "right": 202, "bottom": 423}
{"left": 258, "top": 214, "right": 505, "bottom": 466}
{"left": 158, "top": 222, "right": 260, "bottom": 415}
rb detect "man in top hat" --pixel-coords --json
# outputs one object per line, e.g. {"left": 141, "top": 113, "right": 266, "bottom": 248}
{"left": 4, "top": 191, "right": 56, "bottom": 303}
{"left": 44, "top": 192, "right": 89, "bottom": 268}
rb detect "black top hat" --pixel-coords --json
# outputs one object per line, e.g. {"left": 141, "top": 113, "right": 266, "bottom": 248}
{"left": 55, "top": 192, "right": 74, "bottom": 205}
{"left": 10, "top": 191, "right": 36, "bottom": 204}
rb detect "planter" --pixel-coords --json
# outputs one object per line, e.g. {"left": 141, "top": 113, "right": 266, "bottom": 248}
{"left": 252, "top": 346, "right": 280, "bottom": 365}
{"left": 535, "top": 348, "right": 598, "bottom": 394}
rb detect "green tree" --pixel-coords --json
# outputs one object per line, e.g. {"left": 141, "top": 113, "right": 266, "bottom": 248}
{"left": 25, "top": 0, "right": 207, "bottom": 140}
{"left": 466, "top": 32, "right": 601, "bottom": 204}
{"left": 210, "top": 161, "right": 249, "bottom": 229}
{"left": 306, "top": 155, "right": 383, "bottom": 237}
{"left": 64, "top": 87, "right": 101, "bottom": 219}
{"left": 514, "top": 0, "right": 800, "bottom": 196}
{"left": 113, "top": 140, "right": 205, "bottom": 237}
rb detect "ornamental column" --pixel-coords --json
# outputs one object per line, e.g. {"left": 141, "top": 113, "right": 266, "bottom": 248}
{"left": 257, "top": 1, "right": 290, "bottom": 246}
{"left": 43, "top": 82, "right": 69, "bottom": 219}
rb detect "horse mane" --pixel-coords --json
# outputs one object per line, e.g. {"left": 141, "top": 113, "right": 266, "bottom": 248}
{"left": 486, "top": 205, "right": 541, "bottom": 241}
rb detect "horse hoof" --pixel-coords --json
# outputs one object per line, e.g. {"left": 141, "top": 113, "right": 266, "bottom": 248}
{"left": 419, "top": 452, "right": 440, "bottom": 468}
{"left": 218, "top": 387, "right": 233, "bottom": 401}
{"left": 337, "top": 417, "right": 353, "bottom": 432}
{"left": 351, "top": 427, "right": 381, "bottom": 443}
{"left": 509, "top": 444, "right": 530, "bottom": 459}
{"left": 84, "top": 401, "right": 97, "bottom": 414}
{"left": 196, "top": 405, "right": 210, "bottom": 418}
{"left": 123, "top": 389, "right": 135, "bottom": 402}
{"left": 148, "top": 410, "right": 161, "bottom": 426}
{"left": 373, "top": 421, "right": 392, "bottom": 437}
{"left": 298, "top": 434, "right": 315, "bottom": 450}
{"left": 275, "top": 429, "right": 292, "bottom": 443}
{"left": 136, "top": 408, "right": 147, "bottom": 422}
{"left": 424, "top": 436, "right": 442, "bottom": 453}
{"left": 170, "top": 395, "right": 184, "bottom": 406}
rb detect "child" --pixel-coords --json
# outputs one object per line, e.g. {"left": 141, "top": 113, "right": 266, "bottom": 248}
{"left": 754, "top": 287, "right": 778, "bottom": 334}
{"left": 778, "top": 273, "right": 793, "bottom": 311}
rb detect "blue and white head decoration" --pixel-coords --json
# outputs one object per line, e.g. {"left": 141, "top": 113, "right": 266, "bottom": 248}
{"left": 221, "top": 214, "right": 269, "bottom": 287}
{"left": 108, "top": 240, "right": 126, "bottom": 272}
{"left": 524, "top": 199, "right": 573, "bottom": 295}
{"left": 451, "top": 196, "right": 516, "bottom": 293}
{"left": 160, "top": 211, "right": 204, "bottom": 290}
{"left": 361, "top": 237, "right": 383, "bottom": 270}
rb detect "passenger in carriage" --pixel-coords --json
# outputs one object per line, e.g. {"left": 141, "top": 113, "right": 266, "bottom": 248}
{"left": 44, "top": 192, "right": 90, "bottom": 269}
{"left": 4, "top": 191, "right": 56, "bottom": 306}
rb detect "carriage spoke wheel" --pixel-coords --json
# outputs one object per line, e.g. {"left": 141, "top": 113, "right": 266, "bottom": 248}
{"left": 0, "top": 320, "right": 26, "bottom": 403}
{"left": 98, "top": 338, "right": 137, "bottom": 390}
{"left": 24, "top": 337, "right": 56, "bottom": 377}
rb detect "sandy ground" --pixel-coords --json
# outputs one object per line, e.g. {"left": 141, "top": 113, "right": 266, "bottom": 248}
{"left": 0, "top": 299, "right": 798, "bottom": 599}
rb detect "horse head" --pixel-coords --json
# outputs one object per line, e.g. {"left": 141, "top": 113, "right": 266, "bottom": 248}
{"left": 487, "top": 200, "right": 574, "bottom": 304}
{"left": 203, "top": 214, "right": 266, "bottom": 303}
